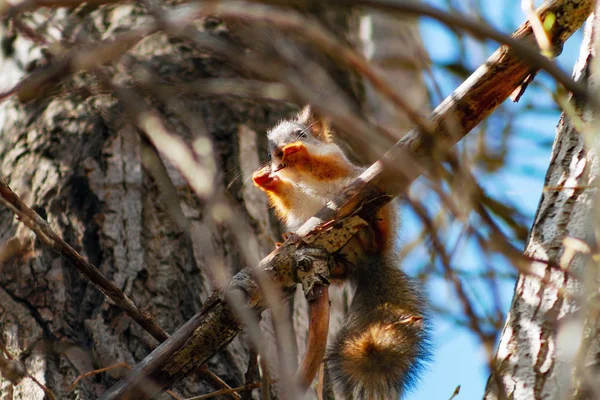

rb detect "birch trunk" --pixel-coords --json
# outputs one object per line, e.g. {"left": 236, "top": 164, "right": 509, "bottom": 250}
{"left": 484, "top": 10, "right": 600, "bottom": 400}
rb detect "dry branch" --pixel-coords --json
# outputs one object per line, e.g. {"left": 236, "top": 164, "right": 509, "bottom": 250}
{"left": 100, "top": 0, "right": 593, "bottom": 399}
{"left": 292, "top": 251, "right": 332, "bottom": 393}
{"left": 259, "top": 0, "right": 589, "bottom": 100}
{"left": 295, "top": 286, "right": 329, "bottom": 392}
{"left": 1, "top": 0, "right": 589, "bottom": 110}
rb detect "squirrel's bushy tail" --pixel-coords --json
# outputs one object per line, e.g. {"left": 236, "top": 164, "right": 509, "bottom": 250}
{"left": 327, "top": 256, "right": 430, "bottom": 399}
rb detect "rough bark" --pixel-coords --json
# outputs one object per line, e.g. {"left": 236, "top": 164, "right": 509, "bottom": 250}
{"left": 0, "top": 6, "right": 290, "bottom": 399}
{"left": 484, "top": 9, "right": 600, "bottom": 400}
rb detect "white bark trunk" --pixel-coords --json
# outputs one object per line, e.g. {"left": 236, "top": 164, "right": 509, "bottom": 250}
{"left": 485, "top": 10, "right": 600, "bottom": 400}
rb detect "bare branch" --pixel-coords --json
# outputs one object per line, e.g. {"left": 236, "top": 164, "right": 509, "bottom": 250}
{"left": 257, "top": 0, "right": 590, "bottom": 101}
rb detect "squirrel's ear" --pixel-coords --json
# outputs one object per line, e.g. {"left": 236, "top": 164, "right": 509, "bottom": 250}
{"left": 297, "top": 105, "right": 313, "bottom": 125}
{"left": 297, "top": 105, "right": 332, "bottom": 142}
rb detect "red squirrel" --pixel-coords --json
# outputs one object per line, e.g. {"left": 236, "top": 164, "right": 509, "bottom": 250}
{"left": 252, "top": 106, "right": 429, "bottom": 399}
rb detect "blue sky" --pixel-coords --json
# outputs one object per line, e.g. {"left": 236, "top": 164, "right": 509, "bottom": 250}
{"left": 401, "top": 1, "right": 585, "bottom": 399}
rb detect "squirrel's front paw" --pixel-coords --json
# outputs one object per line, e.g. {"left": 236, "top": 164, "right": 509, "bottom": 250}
{"left": 252, "top": 167, "right": 279, "bottom": 190}
{"left": 281, "top": 142, "right": 308, "bottom": 166}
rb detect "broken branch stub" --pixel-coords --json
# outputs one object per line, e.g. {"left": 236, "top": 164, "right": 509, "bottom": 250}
{"left": 291, "top": 248, "right": 333, "bottom": 393}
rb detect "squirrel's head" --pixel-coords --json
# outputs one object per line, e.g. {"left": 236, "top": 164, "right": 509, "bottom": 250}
{"left": 266, "top": 106, "right": 333, "bottom": 171}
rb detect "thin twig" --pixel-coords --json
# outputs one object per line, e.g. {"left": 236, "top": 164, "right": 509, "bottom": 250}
{"left": 68, "top": 362, "right": 130, "bottom": 391}
{"left": 197, "top": 365, "right": 242, "bottom": 400}
{"left": 184, "top": 382, "right": 262, "bottom": 400}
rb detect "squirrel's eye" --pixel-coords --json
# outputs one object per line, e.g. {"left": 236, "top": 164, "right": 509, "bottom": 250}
{"left": 296, "top": 129, "right": 308, "bottom": 139}
{"left": 267, "top": 152, "right": 272, "bottom": 160}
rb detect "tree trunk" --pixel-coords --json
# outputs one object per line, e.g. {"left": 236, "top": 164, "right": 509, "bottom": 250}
{"left": 484, "top": 9, "right": 600, "bottom": 400}
{"left": 0, "top": 6, "right": 291, "bottom": 399}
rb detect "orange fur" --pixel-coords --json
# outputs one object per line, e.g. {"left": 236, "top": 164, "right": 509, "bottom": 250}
{"left": 253, "top": 166, "right": 294, "bottom": 223}
{"left": 334, "top": 313, "right": 423, "bottom": 399}
{"left": 353, "top": 203, "right": 396, "bottom": 255}
{"left": 266, "top": 191, "right": 292, "bottom": 222}
{"left": 374, "top": 204, "right": 396, "bottom": 251}
{"left": 282, "top": 142, "right": 355, "bottom": 181}
{"left": 340, "top": 322, "right": 405, "bottom": 379}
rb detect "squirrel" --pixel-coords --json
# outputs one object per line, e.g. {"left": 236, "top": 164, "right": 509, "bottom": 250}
{"left": 252, "top": 106, "right": 429, "bottom": 399}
